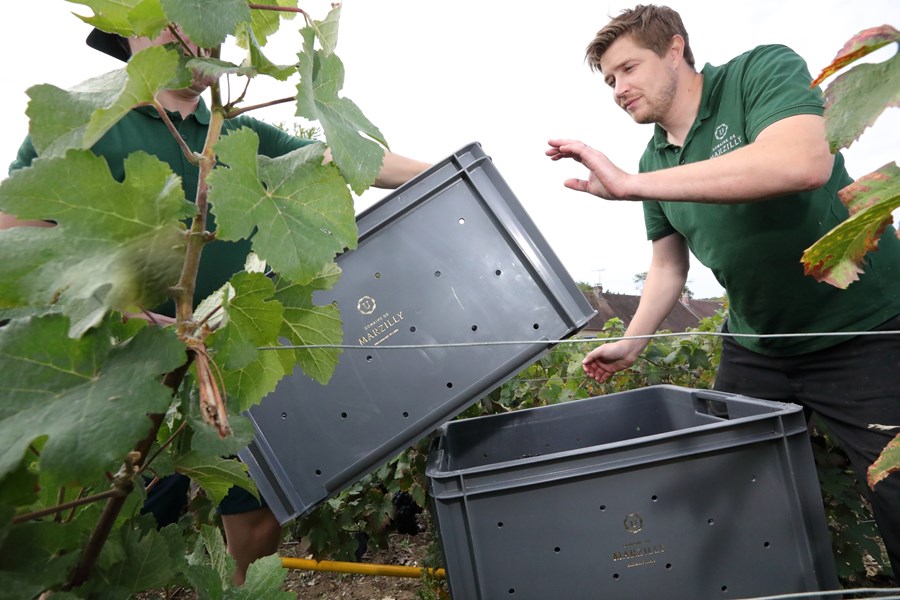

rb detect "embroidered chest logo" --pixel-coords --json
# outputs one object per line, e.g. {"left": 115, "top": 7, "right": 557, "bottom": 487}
{"left": 710, "top": 122, "right": 743, "bottom": 159}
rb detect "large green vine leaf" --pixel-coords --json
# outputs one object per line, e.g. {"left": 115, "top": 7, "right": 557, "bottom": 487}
{"left": 27, "top": 45, "right": 189, "bottom": 159}
{"left": 66, "top": 0, "right": 168, "bottom": 38}
{"left": 273, "top": 264, "right": 343, "bottom": 385}
{"left": 207, "top": 128, "right": 356, "bottom": 285}
{"left": 87, "top": 524, "right": 186, "bottom": 595}
{"left": 174, "top": 452, "right": 258, "bottom": 505}
{"left": 295, "top": 23, "right": 386, "bottom": 195}
{"left": 0, "top": 315, "right": 186, "bottom": 484}
{"left": 241, "top": 0, "right": 299, "bottom": 48}
{"left": 209, "top": 272, "right": 284, "bottom": 371}
{"left": 0, "top": 150, "right": 192, "bottom": 336}
{"left": 802, "top": 163, "right": 900, "bottom": 288}
{"left": 160, "top": 0, "right": 251, "bottom": 49}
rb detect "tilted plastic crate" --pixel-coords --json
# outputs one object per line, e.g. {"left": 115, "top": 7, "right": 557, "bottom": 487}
{"left": 426, "top": 385, "right": 839, "bottom": 600}
{"left": 239, "top": 142, "right": 596, "bottom": 523}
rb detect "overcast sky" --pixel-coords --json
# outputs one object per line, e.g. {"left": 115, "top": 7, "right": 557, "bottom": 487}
{"left": 4, "top": 1, "right": 898, "bottom": 298}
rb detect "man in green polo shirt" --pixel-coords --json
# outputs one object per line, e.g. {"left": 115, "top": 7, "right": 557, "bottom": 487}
{"left": 3, "top": 26, "right": 429, "bottom": 586}
{"left": 546, "top": 4, "right": 900, "bottom": 581}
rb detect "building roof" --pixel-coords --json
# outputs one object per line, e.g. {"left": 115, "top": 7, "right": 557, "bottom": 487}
{"left": 580, "top": 287, "right": 723, "bottom": 334}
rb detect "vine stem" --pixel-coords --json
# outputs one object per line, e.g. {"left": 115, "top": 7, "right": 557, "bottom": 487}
{"left": 65, "top": 359, "right": 193, "bottom": 590}
{"left": 14, "top": 489, "right": 124, "bottom": 525}
{"left": 248, "top": 4, "right": 308, "bottom": 15}
{"left": 226, "top": 95, "right": 295, "bottom": 119}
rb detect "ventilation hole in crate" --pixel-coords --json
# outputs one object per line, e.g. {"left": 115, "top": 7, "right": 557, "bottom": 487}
{"left": 666, "top": 563, "right": 672, "bottom": 570}
{"left": 532, "top": 323, "right": 540, "bottom": 330}
{"left": 721, "top": 586, "right": 728, "bottom": 593}
{"left": 612, "top": 573, "right": 620, "bottom": 580}
{"left": 600, "top": 505, "right": 607, "bottom": 511}
{"left": 366, "top": 355, "right": 374, "bottom": 363}
{"left": 651, "top": 495, "right": 658, "bottom": 502}
{"left": 471, "top": 325, "right": 478, "bottom": 331}
{"left": 751, "top": 475, "right": 757, "bottom": 483}
{"left": 763, "top": 541, "right": 771, "bottom": 548}
{"left": 495, "top": 269, "right": 502, "bottom": 276}
{"left": 402, "top": 411, "right": 409, "bottom": 418}
{"left": 434, "top": 271, "right": 442, "bottom": 277}
{"left": 446, "top": 382, "right": 454, "bottom": 388}
{"left": 458, "top": 218, "right": 466, "bottom": 225}
{"left": 410, "top": 326, "right": 417, "bottom": 333}
{"left": 554, "top": 547, "right": 561, "bottom": 553}
{"left": 315, "top": 469, "right": 322, "bottom": 476}
{"left": 497, "top": 522, "right": 504, "bottom": 528}
{"left": 707, "top": 518, "right": 715, "bottom": 526}
{"left": 508, "top": 589, "right": 515, "bottom": 595}
{"left": 340, "top": 412, "right": 348, "bottom": 419}
{"left": 374, "top": 272, "right": 381, "bottom": 279}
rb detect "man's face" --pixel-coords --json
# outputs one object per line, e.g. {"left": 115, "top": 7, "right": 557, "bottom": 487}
{"left": 598, "top": 35, "right": 677, "bottom": 125}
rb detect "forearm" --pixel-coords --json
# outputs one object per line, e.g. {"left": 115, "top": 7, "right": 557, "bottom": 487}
{"left": 624, "top": 115, "right": 833, "bottom": 204}
{"left": 0, "top": 212, "right": 55, "bottom": 230}
{"left": 374, "top": 151, "right": 430, "bottom": 189}
{"left": 620, "top": 236, "right": 690, "bottom": 356}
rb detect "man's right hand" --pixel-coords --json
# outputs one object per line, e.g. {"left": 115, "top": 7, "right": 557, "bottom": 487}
{"left": 582, "top": 339, "right": 645, "bottom": 383}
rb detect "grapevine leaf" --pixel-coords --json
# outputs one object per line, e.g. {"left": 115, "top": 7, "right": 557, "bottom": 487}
{"left": 188, "top": 524, "right": 234, "bottom": 586}
{"left": 244, "top": 27, "right": 298, "bottom": 81}
{"left": 220, "top": 349, "right": 291, "bottom": 412}
{"left": 27, "top": 45, "right": 189, "bottom": 158}
{"left": 174, "top": 452, "right": 258, "bottom": 505}
{"left": 89, "top": 524, "right": 186, "bottom": 594}
{"left": 188, "top": 405, "right": 256, "bottom": 458}
{"left": 241, "top": 0, "right": 298, "bottom": 48}
{"left": 0, "top": 520, "right": 82, "bottom": 592}
{"left": 187, "top": 56, "right": 257, "bottom": 80}
{"left": 66, "top": 0, "right": 168, "bottom": 38}
{"left": 160, "top": 0, "right": 251, "bottom": 48}
{"left": 273, "top": 265, "right": 343, "bottom": 385}
{"left": 310, "top": 4, "right": 342, "bottom": 57}
{"left": 0, "top": 315, "right": 186, "bottom": 483}
{"left": 295, "top": 26, "right": 386, "bottom": 195}
{"left": 802, "top": 163, "right": 900, "bottom": 288}
{"left": 227, "top": 555, "right": 293, "bottom": 600}
{"left": 207, "top": 128, "right": 357, "bottom": 285}
{"left": 0, "top": 150, "right": 191, "bottom": 336}
{"left": 811, "top": 25, "right": 900, "bottom": 87}
{"left": 209, "top": 272, "right": 284, "bottom": 370}
{"left": 821, "top": 51, "right": 900, "bottom": 152}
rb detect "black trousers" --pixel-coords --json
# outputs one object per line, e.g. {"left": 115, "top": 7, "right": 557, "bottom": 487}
{"left": 714, "top": 314, "right": 900, "bottom": 582}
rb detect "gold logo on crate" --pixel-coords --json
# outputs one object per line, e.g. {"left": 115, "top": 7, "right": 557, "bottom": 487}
{"left": 623, "top": 513, "right": 644, "bottom": 534}
{"left": 357, "top": 296, "right": 376, "bottom": 315}
{"left": 358, "top": 310, "right": 405, "bottom": 346}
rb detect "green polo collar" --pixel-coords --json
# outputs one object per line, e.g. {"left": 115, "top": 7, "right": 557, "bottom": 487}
{"left": 134, "top": 96, "right": 211, "bottom": 124}
{"left": 651, "top": 63, "right": 723, "bottom": 151}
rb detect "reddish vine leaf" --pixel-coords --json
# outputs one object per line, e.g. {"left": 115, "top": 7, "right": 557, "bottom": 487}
{"left": 869, "top": 432, "right": 900, "bottom": 489}
{"left": 801, "top": 163, "right": 900, "bottom": 288}
{"left": 811, "top": 25, "right": 900, "bottom": 87}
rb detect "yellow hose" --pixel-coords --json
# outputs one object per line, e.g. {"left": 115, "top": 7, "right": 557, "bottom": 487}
{"left": 281, "top": 557, "right": 446, "bottom": 579}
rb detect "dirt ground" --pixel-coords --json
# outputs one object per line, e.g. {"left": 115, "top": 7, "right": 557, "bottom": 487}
{"left": 280, "top": 532, "right": 444, "bottom": 600}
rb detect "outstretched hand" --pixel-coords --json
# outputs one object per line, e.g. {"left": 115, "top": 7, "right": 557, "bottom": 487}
{"left": 546, "top": 139, "right": 632, "bottom": 200}
{"left": 581, "top": 340, "right": 642, "bottom": 384}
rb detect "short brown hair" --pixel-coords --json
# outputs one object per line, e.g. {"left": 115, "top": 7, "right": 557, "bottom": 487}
{"left": 586, "top": 4, "right": 695, "bottom": 72}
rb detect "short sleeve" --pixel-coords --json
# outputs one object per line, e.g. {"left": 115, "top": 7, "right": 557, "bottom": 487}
{"left": 740, "top": 45, "right": 825, "bottom": 142}
{"left": 642, "top": 201, "right": 676, "bottom": 241}
{"left": 8, "top": 136, "right": 38, "bottom": 175}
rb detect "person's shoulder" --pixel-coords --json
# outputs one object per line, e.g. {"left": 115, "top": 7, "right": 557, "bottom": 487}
{"left": 728, "top": 44, "right": 804, "bottom": 68}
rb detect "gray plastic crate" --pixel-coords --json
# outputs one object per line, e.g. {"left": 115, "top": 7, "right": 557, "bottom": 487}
{"left": 426, "top": 385, "right": 839, "bottom": 600}
{"left": 239, "top": 142, "right": 596, "bottom": 523}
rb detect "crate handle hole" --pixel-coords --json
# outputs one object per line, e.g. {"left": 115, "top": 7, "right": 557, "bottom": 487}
{"left": 694, "top": 395, "right": 730, "bottom": 419}
{"left": 458, "top": 218, "right": 466, "bottom": 225}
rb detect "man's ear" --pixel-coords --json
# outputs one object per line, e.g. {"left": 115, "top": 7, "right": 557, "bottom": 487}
{"left": 669, "top": 34, "right": 686, "bottom": 66}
